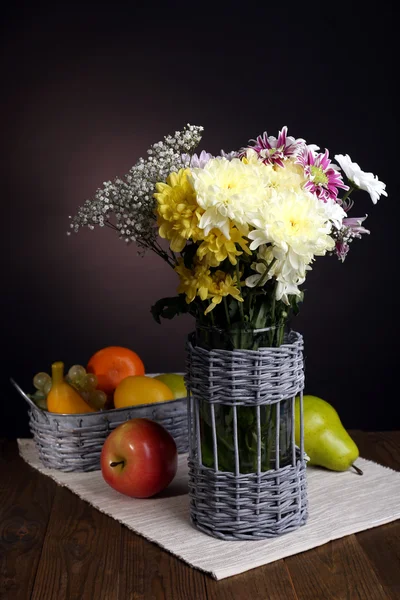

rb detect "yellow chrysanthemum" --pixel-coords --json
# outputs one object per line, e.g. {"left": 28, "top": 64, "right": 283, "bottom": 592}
{"left": 205, "top": 271, "right": 244, "bottom": 314}
{"left": 154, "top": 169, "right": 203, "bottom": 252}
{"left": 197, "top": 226, "right": 252, "bottom": 267}
{"left": 174, "top": 259, "right": 212, "bottom": 304}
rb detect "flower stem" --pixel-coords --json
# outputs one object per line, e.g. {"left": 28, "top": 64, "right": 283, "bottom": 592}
{"left": 256, "top": 257, "right": 277, "bottom": 289}
{"left": 269, "top": 282, "right": 277, "bottom": 346}
{"left": 340, "top": 185, "right": 356, "bottom": 205}
{"left": 223, "top": 297, "right": 231, "bottom": 327}
{"left": 247, "top": 257, "right": 278, "bottom": 318}
{"left": 235, "top": 263, "right": 245, "bottom": 324}
{"left": 208, "top": 303, "right": 215, "bottom": 326}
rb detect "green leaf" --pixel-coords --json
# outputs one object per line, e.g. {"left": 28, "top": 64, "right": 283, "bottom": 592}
{"left": 150, "top": 294, "right": 190, "bottom": 324}
{"left": 290, "top": 291, "right": 304, "bottom": 316}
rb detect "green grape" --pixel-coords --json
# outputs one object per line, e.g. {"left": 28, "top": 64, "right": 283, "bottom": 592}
{"left": 80, "top": 391, "right": 90, "bottom": 403}
{"left": 68, "top": 364, "right": 86, "bottom": 382}
{"left": 85, "top": 373, "right": 98, "bottom": 391}
{"left": 89, "top": 389, "right": 107, "bottom": 410}
{"left": 43, "top": 379, "right": 52, "bottom": 396}
{"left": 67, "top": 377, "right": 84, "bottom": 392}
{"left": 33, "top": 391, "right": 47, "bottom": 410}
{"left": 33, "top": 372, "right": 51, "bottom": 391}
{"left": 75, "top": 377, "right": 89, "bottom": 392}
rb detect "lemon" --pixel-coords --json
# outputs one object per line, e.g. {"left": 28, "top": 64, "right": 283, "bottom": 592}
{"left": 114, "top": 375, "right": 174, "bottom": 408}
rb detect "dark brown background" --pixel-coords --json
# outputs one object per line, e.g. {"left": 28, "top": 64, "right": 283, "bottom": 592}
{"left": 1, "top": 2, "right": 398, "bottom": 437}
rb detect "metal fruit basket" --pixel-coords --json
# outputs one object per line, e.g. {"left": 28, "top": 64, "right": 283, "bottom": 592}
{"left": 11, "top": 374, "right": 188, "bottom": 472}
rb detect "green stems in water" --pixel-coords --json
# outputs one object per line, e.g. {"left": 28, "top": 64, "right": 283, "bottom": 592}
{"left": 268, "top": 282, "right": 277, "bottom": 347}
{"left": 235, "top": 262, "right": 245, "bottom": 347}
{"left": 208, "top": 304, "right": 215, "bottom": 326}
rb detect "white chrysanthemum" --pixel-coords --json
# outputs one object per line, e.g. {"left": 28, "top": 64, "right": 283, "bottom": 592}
{"left": 320, "top": 197, "right": 346, "bottom": 229}
{"left": 248, "top": 190, "right": 335, "bottom": 287}
{"left": 335, "top": 154, "right": 387, "bottom": 204}
{"left": 190, "top": 157, "right": 267, "bottom": 238}
{"left": 245, "top": 244, "right": 309, "bottom": 305}
{"left": 245, "top": 245, "right": 279, "bottom": 288}
{"left": 244, "top": 150, "right": 307, "bottom": 194}
{"left": 275, "top": 279, "right": 303, "bottom": 305}
{"left": 272, "top": 157, "right": 308, "bottom": 191}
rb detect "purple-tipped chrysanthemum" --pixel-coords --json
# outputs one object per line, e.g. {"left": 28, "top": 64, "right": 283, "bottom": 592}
{"left": 220, "top": 149, "right": 238, "bottom": 160}
{"left": 240, "top": 126, "right": 306, "bottom": 168}
{"left": 335, "top": 239, "right": 350, "bottom": 262}
{"left": 332, "top": 215, "right": 370, "bottom": 262}
{"left": 296, "top": 147, "right": 349, "bottom": 202}
{"left": 342, "top": 216, "right": 370, "bottom": 238}
{"left": 181, "top": 150, "right": 213, "bottom": 168}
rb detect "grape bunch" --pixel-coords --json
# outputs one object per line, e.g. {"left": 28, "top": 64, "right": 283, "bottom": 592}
{"left": 30, "top": 372, "right": 52, "bottom": 409}
{"left": 31, "top": 364, "right": 107, "bottom": 411}
{"left": 66, "top": 365, "right": 107, "bottom": 410}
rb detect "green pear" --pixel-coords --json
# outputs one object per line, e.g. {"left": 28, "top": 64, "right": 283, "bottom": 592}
{"left": 295, "top": 395, "right": 361, "bottom": 473}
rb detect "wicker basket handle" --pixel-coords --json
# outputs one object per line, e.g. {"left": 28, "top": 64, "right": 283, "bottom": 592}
{"left": 10, "top": 377, "right": 42, "bottom": 412}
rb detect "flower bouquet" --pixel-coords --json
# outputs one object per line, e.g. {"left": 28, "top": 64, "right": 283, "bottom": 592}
{"left": 70, "top": 124, "right": 386, "bottom": 342}
{"left": 70, "top": 124, "right": 386, "bottom": 538}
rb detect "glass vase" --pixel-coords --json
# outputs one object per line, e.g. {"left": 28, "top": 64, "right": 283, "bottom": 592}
{"left": 194, "top": 323, "right": 293, "bottom": 474}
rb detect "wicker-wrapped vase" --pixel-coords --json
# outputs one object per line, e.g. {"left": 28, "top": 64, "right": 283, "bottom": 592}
{"left": 186, "top": 330, "right": 308, "bottom": 540}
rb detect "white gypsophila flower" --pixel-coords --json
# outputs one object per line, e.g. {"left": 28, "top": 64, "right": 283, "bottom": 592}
{"left": 334, "top": 154, "right": 387, "bottom": 204}
{"left": 69, "top": 124, "right": 204, "bottom": 249}
{"left": 248, "top": 189, "right": 335, "bottom": 286}
{"left": 190, "top": 157, "right": 267, "bottom": 238}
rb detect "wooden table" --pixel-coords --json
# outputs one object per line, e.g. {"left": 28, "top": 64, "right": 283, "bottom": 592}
{"left": 1, "top": 431, "right": 399, "bottom": 600}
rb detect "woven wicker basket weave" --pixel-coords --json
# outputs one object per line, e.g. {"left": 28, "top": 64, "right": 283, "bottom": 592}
{"left": 185, "top": 330, "right": 308, "bottom": 541}
{"left": 12, "top": 374, "right": 188, "bottom": 472}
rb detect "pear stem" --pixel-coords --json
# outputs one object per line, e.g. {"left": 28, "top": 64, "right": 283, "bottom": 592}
{"left": 110, "top": 460, "right": 125, "bottom": 468}
{"left": 351, "top": 463, "right": 363, "bottom": 476}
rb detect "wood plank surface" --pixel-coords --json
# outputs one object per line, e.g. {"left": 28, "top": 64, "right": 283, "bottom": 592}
{"left": 0, "top": 440, "right": 56, "bottom": 600}
{"left": 1, "top": 433, "right": 399, "bottom": 600}
{"left": 30, "top": 485, "right": 122, "bottom": 600}
{"left": 351, "top": 431, "right": 400, "bottom": 600}
{"left": 118, "top": 526, "right": 208, "bottom": 600}
{"left": 351, "top": 431, "right": 400, "bottom": 471}
{"left": 284, "top": 533, "right": 390, "bottom": 600}
{"left": 205, "top": 559, "right": 299, "bottom": 600}
{"left": 284, "top": 430, "right": 400, "bottom": 600}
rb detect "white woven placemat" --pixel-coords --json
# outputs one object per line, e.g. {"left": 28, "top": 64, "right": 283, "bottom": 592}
{"left": 18, "top": 438, "right": 400, "bottom": 580}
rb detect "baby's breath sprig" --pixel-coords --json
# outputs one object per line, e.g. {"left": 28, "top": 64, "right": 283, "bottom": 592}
{"left": 68, "top": 124, "right": 204, "bottom": 265}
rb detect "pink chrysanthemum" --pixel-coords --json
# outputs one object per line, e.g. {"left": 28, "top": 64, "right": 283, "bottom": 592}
{"left": 241, "top": 126, "right": 305, "bottom": 168}
{"left": 296, "top": 147, "right": 349, "bottom": 202}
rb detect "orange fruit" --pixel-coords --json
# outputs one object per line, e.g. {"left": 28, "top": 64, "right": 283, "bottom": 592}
{"left": 87, "top": 346, "right": 145, "bottom": 396}
{"left": 114, "top": 376, "right": 174, "bottom": 408}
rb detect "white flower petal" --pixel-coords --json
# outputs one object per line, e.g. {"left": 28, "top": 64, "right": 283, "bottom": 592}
{"left": 335, "top": 153, "right": 387, "bottom": 204}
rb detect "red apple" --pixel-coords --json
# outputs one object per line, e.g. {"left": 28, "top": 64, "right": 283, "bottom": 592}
{"left": 101, "top": 418, "right": 178, "bottom": 498}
